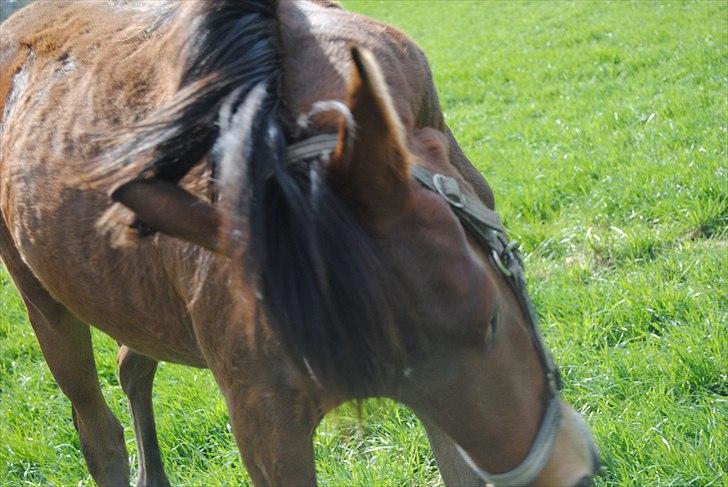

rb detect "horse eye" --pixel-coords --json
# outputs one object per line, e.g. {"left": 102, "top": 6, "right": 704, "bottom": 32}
{"left": 485, "top": 311, "right": 498, "bottom": 347}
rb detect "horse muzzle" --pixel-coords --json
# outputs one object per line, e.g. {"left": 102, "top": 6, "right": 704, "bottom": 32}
{"left": 455, "top": 400, "right": 599, "bottom": 487}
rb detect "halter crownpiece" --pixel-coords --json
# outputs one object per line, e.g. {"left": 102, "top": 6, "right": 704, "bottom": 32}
{"left": 285, "top": 133, "right": 340, "bottom": 164}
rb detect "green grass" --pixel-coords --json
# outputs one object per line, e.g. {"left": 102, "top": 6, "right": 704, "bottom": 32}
{"left": 1, "top": 1, "right": 726, "bottom": 485}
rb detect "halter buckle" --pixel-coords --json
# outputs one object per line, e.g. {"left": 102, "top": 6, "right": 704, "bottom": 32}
{"left": 432, "top": 173, "right": 465, "bottom": 209}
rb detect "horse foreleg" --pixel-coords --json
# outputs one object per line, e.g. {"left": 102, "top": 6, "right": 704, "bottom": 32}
{"left": 222, "top": 381, "right": 320, "bottom": 486}
{"left": 423, "top": 420, "right": 485, "bottom": 487}
{"left": 117, "top": 346, "right": 170, "bottom": 487}
{"left": 26, "top": 306, "right": 130, "bottom": 485}
{"left": 0, "top": 217, "right": 130, "bottom": 485}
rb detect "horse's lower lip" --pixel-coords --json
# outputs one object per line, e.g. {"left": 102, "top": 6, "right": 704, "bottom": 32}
{"left": 591, "top": 443, "right": 602, "bottom": 474}
{"left": 572, "top": 474, "right": 594, "bottom": 487}
{"left": 570, "top": 405, "right": 600, "bottom": 474}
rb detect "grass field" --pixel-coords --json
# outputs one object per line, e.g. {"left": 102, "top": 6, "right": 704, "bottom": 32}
{"left": 1, "top": 1, "right": 726, "bottom": 485}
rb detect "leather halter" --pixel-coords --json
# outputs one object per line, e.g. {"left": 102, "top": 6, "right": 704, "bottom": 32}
{"left": 285, "top": 134, "right": 563, "bottom": 486}
{"left": 410, "top": 164, "right": 563, "bottom": 486}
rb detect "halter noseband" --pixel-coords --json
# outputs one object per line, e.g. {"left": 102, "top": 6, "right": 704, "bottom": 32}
{"left": 285, "top": 134, "right": 563, "bottom": 487}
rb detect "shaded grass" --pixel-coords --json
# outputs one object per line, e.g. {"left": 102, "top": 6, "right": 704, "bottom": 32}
{"left": 1, "top": 1, "right": 726, "bottom": 485}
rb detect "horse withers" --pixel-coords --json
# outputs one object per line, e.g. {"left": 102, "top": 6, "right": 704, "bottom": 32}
{"left": 0, "top": 1, "right": 599, "bottom": 485}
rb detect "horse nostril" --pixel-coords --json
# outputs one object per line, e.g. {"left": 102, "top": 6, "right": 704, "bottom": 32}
{"left": 573, "top": 446, "right": 601, "bottom": 487}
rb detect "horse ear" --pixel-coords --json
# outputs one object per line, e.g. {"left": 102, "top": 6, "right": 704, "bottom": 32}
{"left": 111, "top": 179, "right": 233, "bottom": 255}
{"left": 329, "top": 46, "right": 412, "bottom": 213}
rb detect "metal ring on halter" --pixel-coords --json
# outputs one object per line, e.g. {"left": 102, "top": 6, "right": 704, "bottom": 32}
{"left": 491, "top": 249, "right": 513, "bottom": 277}
{"left": 505, "top": 240, "right": 520, "bottom": 254}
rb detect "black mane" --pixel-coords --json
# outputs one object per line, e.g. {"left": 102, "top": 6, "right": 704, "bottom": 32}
{"left": 108, "top": 0, "right": 403, "bottom": 397}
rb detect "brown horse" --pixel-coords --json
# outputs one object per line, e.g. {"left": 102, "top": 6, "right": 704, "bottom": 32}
{"left": 0, "top": 1, "right": 599, "bottom": 486}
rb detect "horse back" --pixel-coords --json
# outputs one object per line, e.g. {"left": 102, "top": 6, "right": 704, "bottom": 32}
{"left": 0, "top": 1, "right": 207, "bottom": 366}
{"left": 0, "top": 1, "right": 63, "bottom": 100}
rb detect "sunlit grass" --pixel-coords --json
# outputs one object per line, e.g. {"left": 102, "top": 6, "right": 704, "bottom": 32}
{"left": 1, "top": 1, "right": 726, "bottom": 485}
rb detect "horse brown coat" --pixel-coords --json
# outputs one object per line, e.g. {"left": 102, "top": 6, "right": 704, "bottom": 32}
{"left": 0, "top": 2, "right": 597, "bottom": 485}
